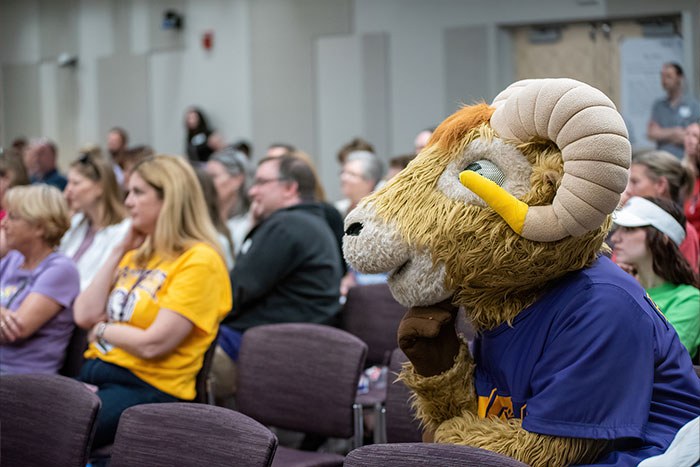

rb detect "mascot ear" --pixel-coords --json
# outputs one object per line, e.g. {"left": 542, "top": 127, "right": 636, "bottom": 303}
{"left": 489, "top": 79, "right": 631, "bottom": 242}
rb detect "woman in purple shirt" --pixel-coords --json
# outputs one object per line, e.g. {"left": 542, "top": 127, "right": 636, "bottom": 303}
{"left": 0, "top": 185, "right": 80, "bottom": 374}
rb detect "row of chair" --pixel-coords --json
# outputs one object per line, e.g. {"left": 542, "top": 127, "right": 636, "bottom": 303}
{"left": 0, "top": 374, "right": 526, "bottom": 467}
{"left": 1, "top": 321, "right": 388, "bottom": 466}
{"left": 3, "top": 284, "right": 495, "bottom": 466}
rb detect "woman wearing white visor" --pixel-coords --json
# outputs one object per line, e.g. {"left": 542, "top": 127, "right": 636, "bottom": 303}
{"left": 612, "top": 196, "right": 700, "bottom": 360}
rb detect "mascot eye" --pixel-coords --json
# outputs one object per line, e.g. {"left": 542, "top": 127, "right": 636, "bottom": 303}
{"left": 464, "top": 160, "right": 505, "bottom": 186}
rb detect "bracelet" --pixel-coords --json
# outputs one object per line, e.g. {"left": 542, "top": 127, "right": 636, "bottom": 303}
{"left": 96, "top": 322, "right": 109, "bottom": 345}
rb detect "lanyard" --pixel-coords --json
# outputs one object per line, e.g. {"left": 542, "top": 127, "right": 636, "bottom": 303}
{"left": 117, "top": 261, "right": 161, "bottom": 321}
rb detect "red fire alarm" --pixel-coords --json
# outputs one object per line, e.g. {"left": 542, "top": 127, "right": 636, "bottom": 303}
{"left": 202, "top": 31, "right": 214, "bottom": 51}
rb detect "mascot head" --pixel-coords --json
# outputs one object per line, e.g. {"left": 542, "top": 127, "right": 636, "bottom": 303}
{"left": 343, "top": 78, "right": 631, "bottom": 330}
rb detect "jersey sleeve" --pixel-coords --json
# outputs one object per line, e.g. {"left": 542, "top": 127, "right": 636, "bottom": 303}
{"left": 522, "top": 284, "right": 656, "bottom": 441}
{"left": 158, "top": 245, "right": 232, "bottom": 334}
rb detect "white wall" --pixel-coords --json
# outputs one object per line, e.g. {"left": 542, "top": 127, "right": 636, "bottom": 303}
{"left": 1, "top": 0, "right": 251, "bottom": 168}
{"left": 1, "top": 0, "right": 698, "bottom": 196}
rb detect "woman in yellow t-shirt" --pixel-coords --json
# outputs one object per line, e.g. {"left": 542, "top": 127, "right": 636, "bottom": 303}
{"left": 74, "top": 155, "right": 232, "bottom": 449}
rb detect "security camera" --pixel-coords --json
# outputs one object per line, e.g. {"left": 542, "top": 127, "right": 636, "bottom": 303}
{"left": 57, "top": 53, "right": 78, "bottom": 68}
{"left": 162, "top": 10, "right": 183, "bottom": 30}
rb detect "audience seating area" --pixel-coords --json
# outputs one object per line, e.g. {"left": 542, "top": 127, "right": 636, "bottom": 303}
{"left": 236, "top": 322, "right": 368, "bottom": 466}
{"left": 3, "top": 342, "right": 700, "bottom": 466}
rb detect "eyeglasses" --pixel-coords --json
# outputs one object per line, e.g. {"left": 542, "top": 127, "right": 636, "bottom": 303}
{"left": 340, "top": 169, "right": 365, "bottom": 179}
{"left": 252, "top": 177, "right": 285, "bottom": 187}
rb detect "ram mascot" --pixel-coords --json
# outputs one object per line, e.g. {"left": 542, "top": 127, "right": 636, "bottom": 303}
{"left": 343, "top": 79, "right": 700, "bottom": 466}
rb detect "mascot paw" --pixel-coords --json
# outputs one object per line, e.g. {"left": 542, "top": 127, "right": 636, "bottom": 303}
{"left": 398, "top": 299, "right": 461, "bottom": 377}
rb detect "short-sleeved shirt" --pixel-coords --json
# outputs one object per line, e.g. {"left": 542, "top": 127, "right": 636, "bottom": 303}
{"left": 0, "top": 250, "right": 80, "bottom": 374}
{"left": 84, "top": 243, "right": 232, "bottom": 400}
{"left": 471, "top": 256, "right": 700, "bottom": 466}
{"left": 649, "top": 95, "right": 700, "bottom": 158}
{"left": 647, "top": 282, "right": 700, "bottom": 359}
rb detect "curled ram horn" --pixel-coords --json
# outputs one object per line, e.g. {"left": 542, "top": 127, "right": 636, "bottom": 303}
{"left": 490, "top": 78, "right": 631, "bottom": 242}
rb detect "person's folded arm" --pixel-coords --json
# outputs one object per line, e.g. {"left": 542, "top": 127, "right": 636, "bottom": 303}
{"left": 0, "top": 294, "right": 62, "bottom": 342}
{"left": 647, "top": 121, "right": 685, "bottom": 144}
{"left": 89, "top": 308, "right": 194, "bottom": 360}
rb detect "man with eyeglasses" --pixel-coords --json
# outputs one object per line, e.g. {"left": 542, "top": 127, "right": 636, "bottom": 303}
{"left": 25, "top": 138, "right": 67, "bottom": 191}
{"left": 211, "top": 155, "right": 343, "bottom": 401}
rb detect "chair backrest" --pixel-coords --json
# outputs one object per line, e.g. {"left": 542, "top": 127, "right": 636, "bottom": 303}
{"left": 384, "top": 347, "right": 423, "bottom": 443}
{"left": 0, "top": 374, "right": 101, "bottom": 467}
{"left": 110, "top": 403, "right": 277, "bottom": 467}
{"left": 341, "top": 283, "right": 407, "bottom": 367}
{"left": 694, "top": 365, "right": 700, "bottom": 379}
{"left": 237, "top": 323, "right": 368, "bottom": 438}
{"left": 194, "top": 332, "right": 219, "bottom": 403}
{"left": 59, "top": 325, "right": 88, "bottom": 377}
{"left": 343, "top": 443, "right": 529, "bottom": 467}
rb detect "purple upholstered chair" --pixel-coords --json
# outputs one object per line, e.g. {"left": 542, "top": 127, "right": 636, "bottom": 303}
{"left": 110, "top": 403, "right": 277, "bottom": 467}
{"left": 341, "top": 283, "right": 407, "bottom": 443}
{"left": 194, "top": 332, "right": 219, "bottom": 404}
{"left": 343, "top": 443, "right": 529, "bottom": 467}
{"left": 342, "top": 283, "right": 407, "bottom": 368}
{"left": 0, "top": 374, "right": 101, "bottom": 467}
{"left": 382, "top": 347, "right": 423, "bottom": 443}
{"left": 236, "top": 323, "right": 368, "bottom": 467}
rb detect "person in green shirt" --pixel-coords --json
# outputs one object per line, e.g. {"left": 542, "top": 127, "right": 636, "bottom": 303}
{"left": 612, "top": 196, "right": 700, "bottom": 360}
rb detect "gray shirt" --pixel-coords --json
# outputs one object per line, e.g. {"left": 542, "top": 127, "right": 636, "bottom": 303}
{"left": 650, "top": 94, "right": 700, "bottom": 158}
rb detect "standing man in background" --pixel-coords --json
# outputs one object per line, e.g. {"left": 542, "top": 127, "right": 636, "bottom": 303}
{"left": 647, "top": 62, "right": 700, "bottom": 159}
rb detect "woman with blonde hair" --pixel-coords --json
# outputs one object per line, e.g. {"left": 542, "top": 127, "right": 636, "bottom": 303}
{"left": 74, "top": 154, "right": 231, "bottom": 448}
{"left": 61, "top": 150, "right": 130, "bottom": 289}
{"left": 0, "top": 185, "right": 80, "bottom": 374}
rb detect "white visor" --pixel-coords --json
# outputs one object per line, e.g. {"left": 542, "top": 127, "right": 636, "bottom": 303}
{"left": 612, "top": 197, "right": 686, "bottom": 246}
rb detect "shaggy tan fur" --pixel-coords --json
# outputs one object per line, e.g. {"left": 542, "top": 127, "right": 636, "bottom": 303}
{"left": 371, "top": 103, "right": 617, "bottom": 466}
{"left": 434, "top": 413, "right": 611, "bottom": 467}
{"left": 397, "top": 342, "right": 476, "bottom": 427}
{"left": 366, "top": 115, "right": 611, "bottom": 330}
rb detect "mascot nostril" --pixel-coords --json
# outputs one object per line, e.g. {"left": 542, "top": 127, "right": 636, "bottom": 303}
{"left": 343, "top": 78, "right": 700, "bottom": 467}
{"left": 345, "top": 222, "right": 363, "bottom": 236}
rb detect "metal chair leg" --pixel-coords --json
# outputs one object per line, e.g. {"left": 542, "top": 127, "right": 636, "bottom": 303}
{"left": 352, "top": 403, "right": 364, "bottom": 448}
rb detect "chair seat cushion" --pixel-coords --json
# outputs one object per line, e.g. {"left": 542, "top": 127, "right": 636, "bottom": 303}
{"left": 272, "top": 445, "right": 344, "bottom": 467}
